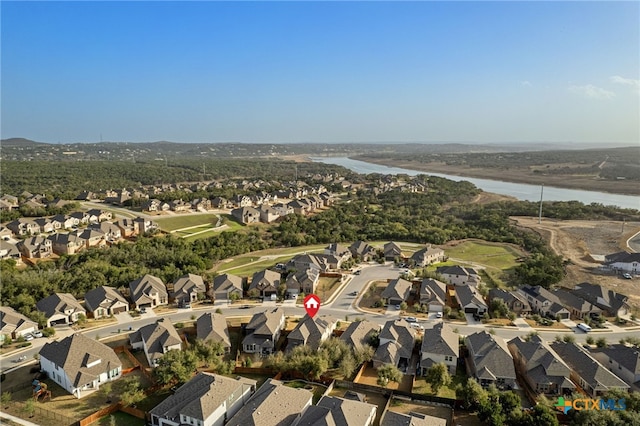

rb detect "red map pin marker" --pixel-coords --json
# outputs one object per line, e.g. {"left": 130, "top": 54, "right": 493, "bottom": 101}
{"left": 303, "top": 294, "right": 321, "bottom": 318}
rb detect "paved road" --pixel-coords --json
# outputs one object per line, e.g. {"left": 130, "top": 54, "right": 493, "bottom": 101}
{"left": 2, "top": 263, "right": 637, "bottom": 373}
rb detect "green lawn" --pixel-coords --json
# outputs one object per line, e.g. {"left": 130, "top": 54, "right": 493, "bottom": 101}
{"left": 412, "top": 371, "right": 468, "bottom": 399}
{"left": 444, "top": 241, "right": 524, "bottom": 270}
{"left": 94, "top": 411, "right": 146, "bottom": 426}
{"left": 213, "top": 245, "right": 327, "bottom": 274}
{"left": 154, "top": 214, "right": 219, "bottom": 231}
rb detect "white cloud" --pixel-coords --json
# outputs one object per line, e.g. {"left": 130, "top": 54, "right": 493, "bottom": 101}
{"left": 568, "top": 84, "right": 615, "bottom": 100}
{"left": 520, "top": 80, "right": 532, "bottom": 87}
{"left": 610, "top": 75, "right": 640, "bottom": 93}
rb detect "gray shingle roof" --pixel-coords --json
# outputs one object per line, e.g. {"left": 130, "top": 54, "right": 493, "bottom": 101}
{"left": 508, "top": 335, "right": 573, "bottom": 389}
{"left": 130, "top": 318, "right": 181, "bottom": 362}
{"left": 84, "top": 286, "right": 128, "bottom": 313}
{"left": 421, "top": 322, "right": 458, "bottom": 360}
{"left": 172, "top": 273, "right": 206, "bottom": 302}
{"left": 375, "top": 319, "right": 416, "bottom": 365}
{"left": 212, "top": 273, "right": 243, "bottom": 294}
{"left": 36, "top": 293, "right": 86, "bottom": 318}
{"left": 465, "top": 331, "right": 516, "bottom": 381}
{"left": 592, "top": 344, "right": 640, "bottom": 376}
{"left": 381, "top": 278, "right": 412, "bottom": 302}
{"left": 419, "top": 279, "right": 446, "bottom": 304}
{"left": 226, "top": 379, "right": 313, "bottom": 426}
{"left": 455, "top": 286, "right": 487, "bottom": 310}
{"left": 196, "top": 312, "right": 230, "bottom": 349}
{"left": 340, "top": 320, "right": 380, "bottom": 352}
{"left": 150, "top": 372, "right": 256, "bottom": 423}
{"left": 381, "top": 410, "right": 446, "bottom": 426}
{"left": 296, "top": 396, "right": 377, "bottom": 426}
{"left": 39, "top": 333, "right": 121, "bottom": 388}
{"left": 0, "top": 306, "right": 37, "bottom": 336}
{"left": 129, "top": 274, "right": 167, "bottom": 306}
{"left": 287, "top": 315, "right": 336, "bottom": 351}
{"left": 549, "top": 341, "right": 630, "bottom": 393}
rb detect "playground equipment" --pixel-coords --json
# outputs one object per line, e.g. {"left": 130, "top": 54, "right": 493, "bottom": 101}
{"left": 32, "top": 379, "right": 51, "bottom": 402}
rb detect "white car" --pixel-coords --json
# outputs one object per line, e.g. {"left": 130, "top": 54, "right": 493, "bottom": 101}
{"left": 24, "top": 333, "right": 34, "bottom": 341}
{"left": 32, "top": 330, "right": 43, "bottom": 338}
{"left": 436, "top": 312, "right": 443, "bottom": 318}
{"left": 405, "top": 316, "right": 417, "bottom": 323}
{"left": 623, "top": 273, "right": 632, "bottom": 279}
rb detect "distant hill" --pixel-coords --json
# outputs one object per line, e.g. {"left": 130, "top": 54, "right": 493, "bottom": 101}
{"left": 1, "top": 138, "right": 49, "bottom": 147}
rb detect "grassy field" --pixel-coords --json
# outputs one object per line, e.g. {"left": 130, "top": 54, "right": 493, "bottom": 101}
{"left": 444, "top": 240, "right": 524, "bottom": 270}
{"left": 213, "top": 245, "right": 327, "bottom": 274}
{"left": 154, "top": 214, "right": 219, "bottom": 232}
{"left": 412, "top": 371, "right": 468, "bottom": 399}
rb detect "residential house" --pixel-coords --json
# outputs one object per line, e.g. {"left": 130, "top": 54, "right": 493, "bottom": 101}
{"left": 0, "top": 306, "right": 38, "bottom": 343}
{"left": 48, "top": 232, "right": 86, "bottom": 255}
{"left": 287, "top": 199, "right": 311, "bottom": 216}
{"left": 172, "top": 273, "right": 206, "bottom": 305}
{"left": 553, "top": 289, "right": 601, "bottom": 320}
{"left": 211, "top": 273, "right": 244, "bottom": 301}
{"left": 231, "top": 207, "right": 260, "bottom": 224}
{"left": 383, "top": 242, "right": 403, "bottom": 261}
{"left": 69, "top": 211, "right": 91, "bottom": 225}
{"left": 133, "top": 216, "right": 158, "bottom": 234}
{"left": 419, "top": 279, "right": 447, "bottom": 313}
{"left": 287, "top": 315, "right": 337, "bottom": 351}
{"left": 373, "top": 319, "right": 416, "bottom": 371}
{"left": 39, "top": 333, "right": 122, "bottom": 398}
{"left": 570, "top": 282, "right": 631, "bottom": 317}
{"left": 16, "top": 236, "right": 53, "bottom": 259}
{"left": 211, "top": 197, "right": 230, "bottom": 209}
{"left": 518, "top": 286, "right": 570, "bottom": 320}
{"left": 169, "top": 199, "right": 191, "bottom": 212}
{"left": 142, "top": 199, "right": 169, "bottom": 212}
{"left": 0, "top": 194, "right": 18, "bottom": 210}
{"left": 86, "top": 209, "right": 112, "bottom": 223}
{"left": 591, "top": 344, "right": 640, "bottom": 388}
{"left": 487, "top": 288, "right": 531, "bottom": 316}
{"left": 196, "top": 313, "right": 231, "bottom": 353}
{"left": 285, "top": 268, "right": 320, "bottom": 299}
{"left": 116, "top": 218, "right": 136, "bottom": 237}
{"left": 465, "top": 331, "right": 516, "bottom": 389}
{"left": 190, "top": 198, "right": 212, "bottom": 211}
{"left": 349, "top": 241, "right": 376, "bottom": 262}
{"left": 77, "top": 229, "right": 107, "bottom": 249}
{"left": 455, "top": 285, "right": 488, "bottom": 315}
{"left": 271, "top": 203, "right": 294, "bottom": 218}
{"left": 549, "top": 341, "right": 630, "bottom": 397}
{"left": 411, "top": 245, "right": 446, "bottom": 267}
{"left": 75, "top": 191, "right": 96, "bottom": 201}
{"left": 0, "top": 226, "right": 13, "bottom": 239}
{"left": 339, "top": 320, "right": 380, "bottom": 352}
{"left": 297, "top": 395, "right": 377, "bottom": 426}
{"left": 51, "top": 214, "right": 76, "bottom": 230}
{"left": 129, "top": 274, "right": 168, "bottom": 310}
{"left": 604, "top": 251, "right": 640, "bottom": 274}
{"left": 130, "top": 318, "right": 182, "bottom": 367}
{"left": 242, "top": 308, "right": 285, "bottom": 355}
{"left": 83, "top": 286, "right": 129, "bottom": 319}
{"left": 0, "top": 240, "right": 23, "bottom": 265}
{"left": 324, "top": 243, "right": 352, "bottom": 264}
{"left": 233, "top": 195, "right": 252, "bottom": 208}
{"left": 436, "top": 265, "right": 481, "bottom": 286}
{"left": 149, "top": 372, "right": 257, "bottom": 426}
{"left": 226, "top": 379, "right": 313, "bottom": 426}
{"left": 420, "top": 322, "right": 459, "bottom": 375}
{"left": 7, "top": 218, "right": 39, "bottom": 236}
{"left": 36, "top": 293, "right": 86, "bottom": 327}
{"left": 259, "top": 205, "right": 280, "bottom": 223}
{"left": 88, "top": 221, "right": 122, "bottom": 242}
{"left": 508, "top": 335, "right": 575, "bottom": 396}
{"left": 248, "top": 269, "right": 281, "bottom": 299}
{"left": 381, "top": 278, "right": 413, "bottom": 306}
{"left": 380, "top": 411, "right": 447, "bottom": 426}
{"left": 34, "top": 217, "right": 56, "bottom": 233}
{"left": 104, "top": 189, "right": 131, "bottom": 206}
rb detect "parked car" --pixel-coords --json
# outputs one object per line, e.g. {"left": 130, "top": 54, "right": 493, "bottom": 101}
{"left": 24, "top": 333, "right": 34, "bottom": 341}
{"left": 405, "top": 316, "right": 417, "bottom": 322}
{"left": 32, "top": 330, "right": 43, "bottom": 338}
{"left": 436, "top": 312, "right": 443, "bottom": 318}
{"left": 623, "top": 273, "right": 632, "bottom": 279}
{"left": 395, "top": 305, "right": 401, "bottom": 310}
{"left": 350, "top": 291, "right": 358, "bottom": 296}
{"left": 354, "top": 270, "right": 361, "bottom": 275}
{"left": 139, "top": 307, "right": 147, "bottom": 314}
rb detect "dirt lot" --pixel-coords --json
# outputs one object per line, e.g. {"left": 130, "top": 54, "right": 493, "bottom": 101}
{"left": 512, "top": 217, "right": 640, "bottom": 309}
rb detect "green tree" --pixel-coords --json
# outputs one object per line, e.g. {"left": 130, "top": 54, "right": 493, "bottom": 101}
{"left": 456, "top": 378, "right": 487, "bottom": 410}
{"left": 120, "top": 378, "right": 145, "bottom": 407}
{"left": 377, "top": 364, "right": 402, "bottom": 387}
{"left": 100, "top": 382, "right": 113, "bottom": 403}
{"left": 23, "top": 399, "right": 35, "bottom": 418}
{"left": 399, "top": 302, "right": 408, "bottom": 311}
{"left": 424, "top": 363, "right": 452, "bottom": 395}
{"left": 596, "top": 337, "right": 607, "bottom": 348}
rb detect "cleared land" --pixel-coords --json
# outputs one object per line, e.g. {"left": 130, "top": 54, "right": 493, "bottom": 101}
{"left": 513, "top": 217, "right": 640, "bottom": 309}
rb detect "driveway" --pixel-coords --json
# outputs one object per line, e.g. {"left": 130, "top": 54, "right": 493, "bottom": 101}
{"left": 465, "top": 313, "right": 482, "bottom": 325}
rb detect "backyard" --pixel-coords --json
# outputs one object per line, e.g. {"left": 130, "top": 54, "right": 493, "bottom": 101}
{"left": 357, "top": 281, "right": 389, "bottom": 314}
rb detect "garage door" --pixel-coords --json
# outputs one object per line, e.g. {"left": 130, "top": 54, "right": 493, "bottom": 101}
{"left": 464, "top": 307, "right": 477, "bottom": 313}
{"left": 429, "top": 304, "right": 443, "bottom": 313}
{"left": 112, "top": 306, "right": 127, "bottom": 314}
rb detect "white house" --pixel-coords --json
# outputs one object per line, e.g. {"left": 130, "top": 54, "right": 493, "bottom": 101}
{"left": 39, "top": 333, "right": 122, "bottom": 398}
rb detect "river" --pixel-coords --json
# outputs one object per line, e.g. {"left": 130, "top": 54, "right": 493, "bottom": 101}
{"left": 311, "top": 157, "right": 640, "bottom": 210}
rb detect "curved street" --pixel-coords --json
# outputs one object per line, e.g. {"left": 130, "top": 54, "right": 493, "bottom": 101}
{"left": 2, "top": 263, "right": 638, "bottom": 374}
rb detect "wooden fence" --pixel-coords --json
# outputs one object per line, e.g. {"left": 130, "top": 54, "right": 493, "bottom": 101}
{"left": 11, "top": 400, "right": 76, "bottom": 426}
{"left": 77, "top": 402, "right": 121, "bottom": 426}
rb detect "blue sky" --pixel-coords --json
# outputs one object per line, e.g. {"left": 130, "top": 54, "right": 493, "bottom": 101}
{"left": 1, "top": 1, "right": 638, "bottom": 144}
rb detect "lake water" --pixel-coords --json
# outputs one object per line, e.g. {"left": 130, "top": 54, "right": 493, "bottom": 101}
{"left": 311, "top": 156, "right": 640, "bottom": 210}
